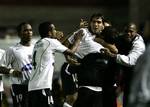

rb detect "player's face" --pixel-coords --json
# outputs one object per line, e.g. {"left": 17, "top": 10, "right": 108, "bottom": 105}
{"left": 90, "top": 17, "right": 104, "bottom": 34}
{"left": 124, "top": 29, "right": 137, "bottom": 43}
{"left": 20, "top": 24, "right": 33, "bottom": 42}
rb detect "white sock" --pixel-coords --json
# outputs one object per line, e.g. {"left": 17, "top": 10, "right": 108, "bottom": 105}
{"left": 63, "top": 102, "right": 72, "bottom": 107}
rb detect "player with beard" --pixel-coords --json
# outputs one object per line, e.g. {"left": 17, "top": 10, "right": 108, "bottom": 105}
{"left": 61, "top": 13, "right": 118, "bottom": 107}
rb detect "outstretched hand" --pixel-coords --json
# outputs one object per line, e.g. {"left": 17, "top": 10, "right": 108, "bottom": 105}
{"left": 80, "top": 19, "right": 88, "bottom": 28}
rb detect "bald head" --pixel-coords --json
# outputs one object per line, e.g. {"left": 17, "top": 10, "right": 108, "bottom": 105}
{"left": 125, "top": 23, "right": 137, "bottom": 32}
{"left": 124, "top": 23, "right": 138, "bottom": 42}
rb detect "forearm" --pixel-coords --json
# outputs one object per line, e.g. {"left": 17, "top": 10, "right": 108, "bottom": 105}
{"left": 95, "top": 37, "right": 118, "bottom": 54}
{"left": 116, "top": 54, "right": 136, "bottom": 66}
{"left": 95, "top": 37, "right": 105, "bottom": 46}
{"left": 70, "top": 39, "right": 80, "bottom": 53}
{"left": 0, "top": 66, "right": 22, "bottom": 77}
{"left": 0, "top": 66, "right": 14, "bottom": 74}
{"left": 116, "top": 47, "right": 145, "bottom": 66}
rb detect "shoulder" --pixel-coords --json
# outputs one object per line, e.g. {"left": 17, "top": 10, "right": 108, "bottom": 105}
{"left": 43, "top": 38, "right": 62, "bottom": 46}
{"left": 133, "top": 34, "right": 145, "bottom": 48}
{"left": 6, "top": 43, "right": 19, "bottom": 52}
{"left": 135, "top": 34, "right": 144, "bottom": 42}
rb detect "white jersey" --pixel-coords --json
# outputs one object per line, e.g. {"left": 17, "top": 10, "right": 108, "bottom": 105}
{"left": 28, "top": 38, "right": 68, "bottom": 91}
{"left": 0, "top": 49, "right": 5, "bottom": 92}
{"left": 0, "top": 43, "right": 34, "bottom": 85}
{"left": 68, "top": 28, "right": 104, "bottom": 59}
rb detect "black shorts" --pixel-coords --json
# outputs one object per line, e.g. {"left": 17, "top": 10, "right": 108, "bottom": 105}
{"left": 11, "top": 84, "right": 28, "bottom": 107}
{"left": 28, "top": 88, "right": 53, "bottom": 107}
{"left": 73, "top": 87, "right": 103, "bottom": 107}
{"left": 60, "top": 63, "right": 78, "bottom": 95}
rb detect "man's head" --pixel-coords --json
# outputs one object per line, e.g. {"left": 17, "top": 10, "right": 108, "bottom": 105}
{"left": 38, "top": 21, "right": 56, "bottom": 38}
{"left": 16, "top": 22, "right": 33, "bottom": 45}
{"left": 124, "top": 23, "right": 137, "bottom": 42}
{"left": 89, "top": 13, "right": 105, "bottom": 35}
{"left": 101, "top": 26, "right": 119, "bottom": 44}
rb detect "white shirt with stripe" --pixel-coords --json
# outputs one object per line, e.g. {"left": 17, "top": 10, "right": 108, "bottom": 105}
{"left": 0, "top": 43, "right": 34, "bottom": 85}
{"left": 28, "top": 38, "right": 68, "bottom": 91}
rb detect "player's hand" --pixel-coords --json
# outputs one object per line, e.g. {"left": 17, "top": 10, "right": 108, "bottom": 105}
{"left": 100, "top": 48, "right": 116, "bottom": 58}
{"left": 74, "top": 29, "right": 84, "bottom": 40}
{"left": 106, "top": 44, "right": 118, "bottom": 54}
{"left": 80, "top": 19, "right": 88, "bottom": 28}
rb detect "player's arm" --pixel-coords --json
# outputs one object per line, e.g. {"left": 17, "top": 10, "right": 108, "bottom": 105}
{"left": 95, "top": 37, "right": 118, "bottom": 54}
{"left": 79, "top": 19, "right": 88, "bottom": 28}
{"left": 0, "top": 66, "right": 22, "bottom": 77}
{"left": 64, "top": 30, "right": 84, "bottom": 65}
{"left": 64, "top": 29, "right": 83, "bottom": 55}
{"left": 71, "top": 29, "right": 83, "bottom": 51}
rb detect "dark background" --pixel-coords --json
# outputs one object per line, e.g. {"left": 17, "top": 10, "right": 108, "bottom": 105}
{"left": 0, "top": 0, "right": 149, "bottom": 37}
{"left": 0, "top": 0, "right": 128, "bottom": 6}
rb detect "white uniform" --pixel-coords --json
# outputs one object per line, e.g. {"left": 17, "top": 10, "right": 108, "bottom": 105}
{"left": 0, "top": 43, "right": 34, "bottom": 85}
{"left": 68, "top": 28, "right": 104, "bottom": 59}
{"left": 28, "top": 38, "right": 68, "bottom": 91}
{"left": 116, "top": 34, "right": 145, "bottom": 66}
{"left": 0, "top": 49, "right": 5, "bottom": 92}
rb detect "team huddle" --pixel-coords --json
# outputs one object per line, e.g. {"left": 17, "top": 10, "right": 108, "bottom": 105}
{"left": 0, "top": 13, "right": 146, "bottom": 107}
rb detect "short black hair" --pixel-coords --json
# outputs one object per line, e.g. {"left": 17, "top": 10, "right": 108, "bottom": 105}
{"left": 90, "top": 13, "right": 104, "bottom": 23}
{"left": 16, "top": 22, "right": 30, "bottom": 34}
{"left": 38, "top": 21, "right": 53, "bottom": 38}
{"left": 101, "top": 26, "right": 119, "bottom": 44}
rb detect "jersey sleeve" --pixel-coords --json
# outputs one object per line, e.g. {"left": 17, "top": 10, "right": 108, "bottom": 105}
{"left": 0, "top": 47, "right": 14, "bottom": 67}
{"left": 53, "top": 39, "right": 68, "bottom": 53}
{"left": 68, "top": 28, "right": 86, "bottom": 44}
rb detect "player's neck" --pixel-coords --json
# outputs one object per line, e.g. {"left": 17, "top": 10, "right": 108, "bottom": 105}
{"left": 20, "top": 41, "right": 31, "bottom": 46}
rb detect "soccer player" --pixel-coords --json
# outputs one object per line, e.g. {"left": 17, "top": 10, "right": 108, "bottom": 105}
{"left": 28, "top": 21, "right": 79, "bottom": 107}
{"left": 61, "top": 13, "right": 108, "bottom": 107}
{"left": 0, "top": 22, "right": 33, "bottom": 107}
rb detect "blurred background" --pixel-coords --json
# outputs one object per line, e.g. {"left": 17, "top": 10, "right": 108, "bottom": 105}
{"left": 0, "top": 0, "right": 149, "bottom": 37}
{"left": 0, "top": 0, "right": 149, "bottom": 106}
